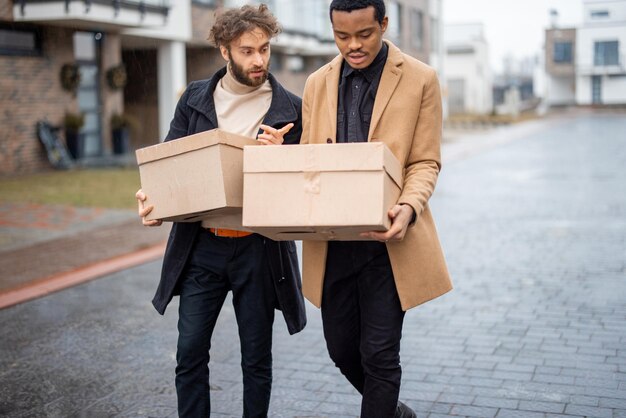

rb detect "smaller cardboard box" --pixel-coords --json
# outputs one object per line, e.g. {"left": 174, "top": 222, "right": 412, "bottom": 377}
{"left": 136, "top": 129, "right": 259, "bottom": 226}
{"left": 242, "top": 142, "right": 403, "bottom": 241}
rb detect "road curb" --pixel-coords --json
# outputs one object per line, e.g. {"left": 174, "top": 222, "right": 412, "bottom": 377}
{"left": 0, "top": 242, "right": 166, "bottom": 310}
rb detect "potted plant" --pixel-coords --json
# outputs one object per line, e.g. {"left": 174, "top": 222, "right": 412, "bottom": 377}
{"left": 110, "top": 112, "right": 140, "bottom": 155}
{"left": 64, "top": 112, "right": 85, "bottom": 159}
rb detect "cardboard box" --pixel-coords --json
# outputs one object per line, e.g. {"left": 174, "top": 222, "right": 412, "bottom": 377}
{"left": 242, "top": 142, "right": 403, "bottom": 241}
{"left": 136, "top": 129, "right": 258, "bottom": 226}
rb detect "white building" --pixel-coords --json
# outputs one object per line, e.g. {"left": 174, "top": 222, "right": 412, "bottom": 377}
{"left": 576, "top": 0, "right": 626, "bottom": 105}
{"left": 543, "top": 0, "right": 626, "bottom": 107}
{"left": 444, "top": 23, "right": 492, "bottom": 115}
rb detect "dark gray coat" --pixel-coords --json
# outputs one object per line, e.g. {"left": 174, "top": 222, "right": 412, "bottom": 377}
{"left": 151, "top": 67, "right": 306, "bottom": 335}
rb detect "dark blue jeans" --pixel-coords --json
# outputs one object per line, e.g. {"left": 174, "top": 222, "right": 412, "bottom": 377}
{"left": 175, "top": 230, "right": 276, "bottom": 418}
{"left": 322, "top": 241, "right": 405, "bottom": 418}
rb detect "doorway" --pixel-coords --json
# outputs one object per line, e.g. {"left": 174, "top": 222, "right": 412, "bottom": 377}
{"left": 591, "top": 75, "right": 602, "bottom": 104}
{"left": 73, "top": 31, "right": 103, "bottom": 158}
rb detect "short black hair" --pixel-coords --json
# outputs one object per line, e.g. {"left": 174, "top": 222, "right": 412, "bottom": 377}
{"left": 329, "top": 0, "right": 386, "bottom": 25}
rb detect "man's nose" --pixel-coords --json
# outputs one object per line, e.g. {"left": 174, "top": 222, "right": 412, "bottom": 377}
{"left": 349, "top": 37, "right": 362, "bottom": 51}
{"left": 253, "top": 52, "right": 264, "bottom": 66}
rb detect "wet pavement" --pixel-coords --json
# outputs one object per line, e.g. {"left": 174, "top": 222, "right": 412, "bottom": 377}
{"left": 1, "top": 110, "right": 625, "bottom": 417}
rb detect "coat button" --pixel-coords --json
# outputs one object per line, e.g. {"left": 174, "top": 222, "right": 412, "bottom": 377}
{"left": 326, "top": 138, "right": 333, "bottom": 143}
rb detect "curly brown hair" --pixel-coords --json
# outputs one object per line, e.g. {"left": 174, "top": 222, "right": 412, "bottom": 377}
{"left": 209, "top": 4, "right": 281, "bottom": 49}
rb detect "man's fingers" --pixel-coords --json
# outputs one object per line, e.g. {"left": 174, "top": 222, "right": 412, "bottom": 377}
{"left": 259, "top": 124, "right": 277, "bottom": 135}
{"left": 388, "top": 205, "right": 402, "bottom": 219}
{"left": 139, "top": 205, "right": 154, "bottom": 217}
{"left": 278, "top": 123, "right": 294, "bottom": 135}
{"left": 142, "top": 219, "right": 162, "bottom": 227}
{"left": 260, "top": 123, "right": 294, "bottom": 136}
{"left": 257, "top": 133, "right": 282, "bottom": 145}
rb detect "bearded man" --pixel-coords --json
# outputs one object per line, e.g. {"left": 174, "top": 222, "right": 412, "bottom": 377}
{"left": 136, "top": 5, "right": 306, "bottom": 417}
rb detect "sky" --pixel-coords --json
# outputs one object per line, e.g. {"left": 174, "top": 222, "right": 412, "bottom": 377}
{"left": 443, "top": 0, "right": 584, "bottom": 73}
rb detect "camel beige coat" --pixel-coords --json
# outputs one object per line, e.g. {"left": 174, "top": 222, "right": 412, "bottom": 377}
{"left": 300, "top": 41, "right": 453, "bottom": 311}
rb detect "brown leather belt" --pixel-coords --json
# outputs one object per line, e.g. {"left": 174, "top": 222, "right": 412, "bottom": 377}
{"left": 208, "top": 228, "right": 253, "bottom": 238}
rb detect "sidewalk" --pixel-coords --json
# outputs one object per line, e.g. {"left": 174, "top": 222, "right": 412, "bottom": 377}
{"left": 0, "top": 202, "right": 169, "bottom": 308}
{"left": 0, "top": 108, "right": 602, "bottom": 308}
{"left": 1, "top": 109, "right": 624, "bottom": 417}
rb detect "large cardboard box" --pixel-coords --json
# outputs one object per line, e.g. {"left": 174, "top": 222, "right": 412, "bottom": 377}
{"left": 136, "top": 129, "right": 258, "bottom": 226}
{"left": 242, "top": 142, "right": 403, "bottom": 240}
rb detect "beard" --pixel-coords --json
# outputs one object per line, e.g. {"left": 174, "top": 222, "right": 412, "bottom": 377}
{"left": 228, "top": 52, "right": 269, "bottom": 87}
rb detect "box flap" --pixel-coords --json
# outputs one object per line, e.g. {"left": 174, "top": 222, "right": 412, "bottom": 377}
{"left": 244, "top": 142, "right": 403, "bottom": 189}
{"left": 136, "top": 128, "right": 259, "bottom": 165}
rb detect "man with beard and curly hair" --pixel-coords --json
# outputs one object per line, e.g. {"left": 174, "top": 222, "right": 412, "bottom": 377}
{"left": 136, "top": 4, "right": 306, "bottom": 417}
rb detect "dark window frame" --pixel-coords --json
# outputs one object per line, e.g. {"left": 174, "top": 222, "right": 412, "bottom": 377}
{"left": 594, "top": 40, "right": 619, "bottom": 66}
{"left": 191, "top": 0, "right": 217, "bottom": 7}
{"left": 410, "top": 9, "right": 424, "bottom": 50}
{"left": 553, "top": 41, "right": 572, "bottom": 64}
{"left": 0, "top": 24, "right": 43, "bottom": 57}
{"left": 590, "top": 10, "right": 610, "bottom": 18}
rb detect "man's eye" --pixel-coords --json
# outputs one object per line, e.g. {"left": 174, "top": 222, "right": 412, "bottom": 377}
{"left": 360, "top": 32, "right": 372, "bottom": 38}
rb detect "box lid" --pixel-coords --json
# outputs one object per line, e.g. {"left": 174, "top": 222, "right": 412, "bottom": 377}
{"left": 244, "top": 142, "right": 403, "bottom": 188}
{"left": 136, "top": 128, "right": 259, "bottom": 165}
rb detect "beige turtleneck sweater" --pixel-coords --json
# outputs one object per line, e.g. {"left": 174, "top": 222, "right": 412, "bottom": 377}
{"left": 202, "top": 65, "right": 272, "bottom": 230}
{"left": 213, "top": 64, "right": 272, "bottom": 138}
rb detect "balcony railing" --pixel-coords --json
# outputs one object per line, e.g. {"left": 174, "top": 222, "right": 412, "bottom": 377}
{"left": 15, "top": 0, "right": 170, "bottom": 28}
{"left": 577, "top": 55, "right": 626, "bottom": 76}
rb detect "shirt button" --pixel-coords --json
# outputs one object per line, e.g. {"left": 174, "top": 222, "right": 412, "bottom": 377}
{"left": 326, "top": 138, "right": 333, "bottom": 143}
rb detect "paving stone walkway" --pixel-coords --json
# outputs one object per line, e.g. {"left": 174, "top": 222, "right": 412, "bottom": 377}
{"left": 0, "top": 110, "right": 625, "bottom": 417}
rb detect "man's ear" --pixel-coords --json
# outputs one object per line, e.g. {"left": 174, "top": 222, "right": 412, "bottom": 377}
{"left": 381, "top": 16, "right": 389, "bottom": 34}
{"left": 219, "top": 45, "right": 230, "bottom": 62}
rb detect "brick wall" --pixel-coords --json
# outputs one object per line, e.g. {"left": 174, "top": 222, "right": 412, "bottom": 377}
{"left": 186, "top": 46, "right": 223, "bottom": 83}
{"left": 0, "top": 0, "right": 13, "bottom": 20}
{"left": 190, "top": 3, "right": 216, "bottom": 45}
{"left": 0, "top": 26, "right": 76, "bottom": 175}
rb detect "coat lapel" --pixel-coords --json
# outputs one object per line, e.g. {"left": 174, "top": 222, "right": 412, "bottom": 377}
{"left": 324, "top": 56, "right": 342, "bottom": 140}
{"left": 368, "top": 41, "right": 404, "bottom": 141}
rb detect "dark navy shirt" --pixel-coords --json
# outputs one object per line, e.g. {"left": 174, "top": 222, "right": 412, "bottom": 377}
{"left": 336, "top": 43, "right": 389, "bottom": 143}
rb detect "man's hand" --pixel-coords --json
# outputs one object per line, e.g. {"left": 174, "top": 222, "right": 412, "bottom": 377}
{"left": 257, "top": 123, "right": 294, "bottom": 145}
{"left": 136, "top": 189, "right": 162, "bottom": 227}
{"left": 360, "top": 204, "right": 414, "bottom": 242}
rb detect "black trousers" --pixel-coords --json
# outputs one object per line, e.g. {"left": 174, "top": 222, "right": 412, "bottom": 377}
{"left": 175, "top": 230, "right": 276, "bottom": 418}
{"left": 322, "top": 241, "right": 405, "bottom": 418}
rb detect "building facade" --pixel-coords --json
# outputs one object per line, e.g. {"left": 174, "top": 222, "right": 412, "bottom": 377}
{"left": 1, "top": 0, "right": 442, "bottom": 175}
{"left": 543, "top": 0, "right": 626, "bottom": 107}
{"left": 544, "top": 27, "right": 577, "bottom": 106}
{"left": 576, "top": 0, "right": 626, "bottom": 105}
{"left": 444, "top": 23, "right": 492, "bottom": 115}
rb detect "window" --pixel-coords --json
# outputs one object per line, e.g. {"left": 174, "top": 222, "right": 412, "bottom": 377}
{"left": 553, "top": 41, "right": 572, "bottom": 63}
{"left": 411, "top": 9, "right": 424, "bottom": 50}
{"left": 271, "top": 52, "right": 283, "bottom": 72}
{"left": 590, "top": 10, "right": 609, "bottom": 18}
{"left": 430, "top": 17, "right": 439, "bottom": 52}
{"left": 0, "top": 26, "right": 41, "bottom": 56}
{"left": 387, "top": 1, "right": 402, "bottom": 41}
{"left": 192, "top": 0, "right": 217, "bottom": 6}
{"left": 286, "top": 55, "right": 304, "bottom": 72}
{"left": 594, "top": 41, "right": 619, "bottom": 66}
